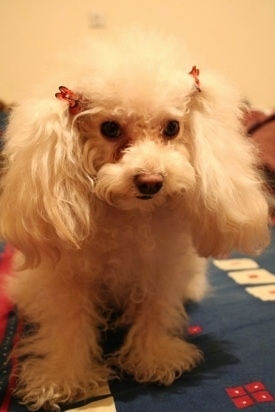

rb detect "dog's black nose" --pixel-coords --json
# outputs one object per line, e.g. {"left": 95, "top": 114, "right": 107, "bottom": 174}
{"left": 134, "top": 173, "right": 163, "bottom": 196}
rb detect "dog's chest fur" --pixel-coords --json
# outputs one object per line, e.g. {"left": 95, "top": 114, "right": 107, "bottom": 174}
{"left": 80, "top": 203, "right": 197, "bottom": 309}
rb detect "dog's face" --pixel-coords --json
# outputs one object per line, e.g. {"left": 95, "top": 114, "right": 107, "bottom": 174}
{"left": 77, "top": 99, "right": 196, "bottom": 211}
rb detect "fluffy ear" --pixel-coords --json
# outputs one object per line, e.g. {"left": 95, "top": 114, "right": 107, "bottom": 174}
{"left": 188, "top": 74, "right": 270, "bottom": 257}
{"left": 0, "top": 99, "right": 94, "bottom": 267}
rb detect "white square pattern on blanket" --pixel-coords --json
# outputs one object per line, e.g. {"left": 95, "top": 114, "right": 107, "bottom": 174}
{"left": 228, "top": 269, "right": 275, "bottom": 285}
{"left": 213, "top": 258, "right": 259, "bottom": 271}
{"left": 246, "top": 285, "right": 275, "bottom": 301}
{"left": 213, "top": 257, "right": 275, "bottom": 302}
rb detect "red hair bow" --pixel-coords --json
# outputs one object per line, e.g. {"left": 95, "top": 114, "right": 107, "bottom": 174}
{"left": 189, "top": 66, "right": 201, "bottom": 92}
{"left": 55, "top": 86, "right": 84, "bottom": 115}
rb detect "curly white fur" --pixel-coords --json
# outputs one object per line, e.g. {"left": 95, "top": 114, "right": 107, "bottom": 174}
{"left": 0, "top": 29, "right": 270, "bottom": 410}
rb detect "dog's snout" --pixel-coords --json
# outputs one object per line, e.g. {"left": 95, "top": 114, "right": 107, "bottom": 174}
{"left": 134, "top": 173, "right": 164, "bottom": 196}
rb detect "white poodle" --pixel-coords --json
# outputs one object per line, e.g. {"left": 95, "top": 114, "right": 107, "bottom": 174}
{"left": 0, "top": 30, "right": 270, "bottom": 410}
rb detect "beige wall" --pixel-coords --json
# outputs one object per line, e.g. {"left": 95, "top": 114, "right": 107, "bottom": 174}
{"left": 0, "top": 0, "right": 274, "bottom": 108}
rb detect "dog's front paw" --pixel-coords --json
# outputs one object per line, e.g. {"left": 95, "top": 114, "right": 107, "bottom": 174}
{"left": 112, "top": 336, "right": 202, "bottom": 385}
{"left": 14, "top": 358, "right": 111, "bottom": 411}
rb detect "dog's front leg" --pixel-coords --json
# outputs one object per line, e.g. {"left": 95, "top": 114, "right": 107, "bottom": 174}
{"left": 112, "top": 293, "right": 202, "bottom": 385}
{"left": 10, "top": 271, "right": 110, "bottom": 411}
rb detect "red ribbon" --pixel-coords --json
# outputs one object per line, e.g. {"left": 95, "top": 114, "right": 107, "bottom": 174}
{"left": 189, "top": 66, "right": 201, "bottom": 92}
{"left": 55, "top": 86, "right": 84, "bottom": 115}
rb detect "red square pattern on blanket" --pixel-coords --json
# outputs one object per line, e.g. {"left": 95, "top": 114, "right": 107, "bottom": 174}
{"left": 226, "top": 381, "right": 274, "bottom": 408}
{"left": 187, "top": 325, "right": 202, "bottom": 335}
{"left": 245, "top": 381, "right": 266, "bottom": 393}
{"left": 226, "top": 386, "right": 247, "bottom": 398}
{"left": 231, "top": 395, "right": 255, "bottom": 409}
{"left": 251, "top": 391, "right": 274, "bottom": 403}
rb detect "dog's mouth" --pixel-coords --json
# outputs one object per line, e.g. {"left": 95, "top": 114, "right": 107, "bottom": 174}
{"left": 136, "top": 195, "right": 153, "bottom": 200}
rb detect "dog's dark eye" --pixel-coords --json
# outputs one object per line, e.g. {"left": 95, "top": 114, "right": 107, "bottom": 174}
{"left": 101, "top": 121, "right": 121, "bottom": 139}
{"left": 163, "top": 120, "right": 180, "bottom": 138}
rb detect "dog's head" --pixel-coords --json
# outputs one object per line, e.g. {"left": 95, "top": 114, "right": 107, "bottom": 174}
{"left": 0, "top": 30, "right": 269, "bottom": 266}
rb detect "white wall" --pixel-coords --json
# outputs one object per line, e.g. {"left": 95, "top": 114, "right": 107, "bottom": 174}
{"left": 0, "top": 0, "right": 274, "bottom": 107}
